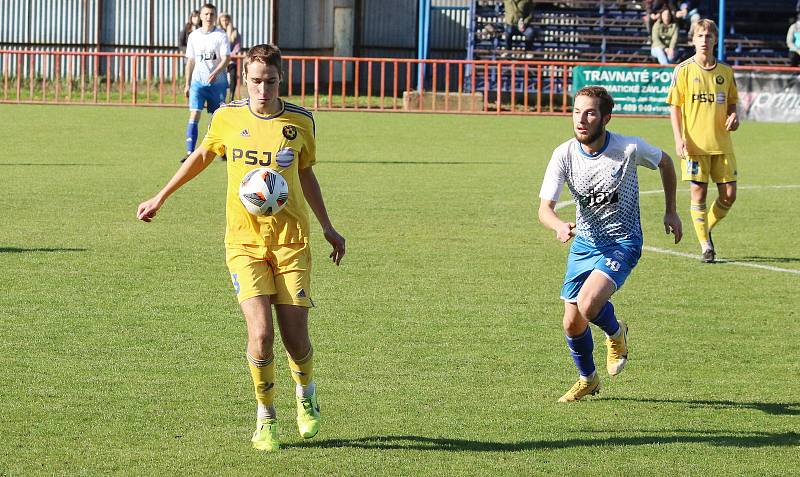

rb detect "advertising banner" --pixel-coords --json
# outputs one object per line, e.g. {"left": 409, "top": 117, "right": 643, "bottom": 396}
{"left": 572, "top": 65, "right": 673, "bottom": 115}
{"left": 735, "top": 71, "right": 800, "bottom": 123}
{"left": 573, "top": 64, "right": 800, "bottom": 123}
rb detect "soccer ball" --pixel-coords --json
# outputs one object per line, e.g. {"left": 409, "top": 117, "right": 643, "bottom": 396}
{"left": 238, "top": 168, "right": 289, "bottom": 216}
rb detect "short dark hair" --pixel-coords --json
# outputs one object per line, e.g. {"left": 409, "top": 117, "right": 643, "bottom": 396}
{"left": 575, "top": 86, "right": 615, "bottom": 116}
{"left": 244, "top": 44, "right": 283, "bottom": 77}
{"left": 200, "top": 3, "right": 217, "bottom": 13}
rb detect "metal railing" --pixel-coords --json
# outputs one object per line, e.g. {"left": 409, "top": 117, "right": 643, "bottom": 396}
{"left": 0, "top": 49, "right": 576, "bottom": 115}
{"left": 2, "top": 49, "right": 796, "bottom": 116}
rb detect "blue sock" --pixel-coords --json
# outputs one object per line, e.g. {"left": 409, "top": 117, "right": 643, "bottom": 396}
{"left": 565, "top": 327, "right": 595, "bottom": 378}
{"left": 185, "top": 120, "right": 199, "bottom": 154}
{"left": 590, "top": 301, "right": 620, "bottom": 337}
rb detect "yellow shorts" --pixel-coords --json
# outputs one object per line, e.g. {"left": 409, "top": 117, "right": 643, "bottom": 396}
{"left": 225, "top": 242, "right": 313, "bottom": 307}
{"left": 682, "top": 153, "right": 738, "bottom": 184}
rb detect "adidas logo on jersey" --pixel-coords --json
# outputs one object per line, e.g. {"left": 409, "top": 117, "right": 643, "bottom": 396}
{"left": 297, "top": 289, "right": 306, "bottom": 298}
{"left": 240, "top": 129, "right": 250, "bottom": 137}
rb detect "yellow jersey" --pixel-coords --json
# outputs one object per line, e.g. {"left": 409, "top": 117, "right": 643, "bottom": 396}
{"left": 201, "top": 99, "right": 316, "bottom": 246}
{"left": 666, "top": 59, "right": 738, "bottom": 155}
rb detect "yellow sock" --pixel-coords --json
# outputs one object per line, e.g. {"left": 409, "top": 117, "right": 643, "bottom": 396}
{"left": 690, "top": 201, "right": 711, "bottom": 251}
{"left": 247, "top": 352, "right": 276, "bottom": 418}
{"left": 707, "top": 199, "right": 731, "bottom": 231}
{"left": 287, "top": 347, "right": 314, "bottom": 387}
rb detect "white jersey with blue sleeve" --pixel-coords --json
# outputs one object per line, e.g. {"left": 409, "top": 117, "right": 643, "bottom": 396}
{"left": 539, "top": 132, "right": 662, "bottom": 247}
{"left": 185, "top": 27, "right": 230, "bottom": 85}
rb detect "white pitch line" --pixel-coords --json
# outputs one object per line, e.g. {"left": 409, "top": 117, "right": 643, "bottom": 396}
{"left": 643, "top": 246, "right": 800, "bottom": 275}
{"left": 552, "top": 184, "right": 800, "bottom": 275}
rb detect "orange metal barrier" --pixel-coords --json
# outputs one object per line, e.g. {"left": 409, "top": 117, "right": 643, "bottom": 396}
{"left": 0, "top": 49, "right": 578, "bottom": 115}
{"left": 3, "top": 49, "right": 794, "bottom": 115}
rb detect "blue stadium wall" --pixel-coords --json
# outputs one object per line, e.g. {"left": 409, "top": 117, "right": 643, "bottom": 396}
{"left": 0, "top": 0, "right": 273, "bottom": 52}
{"left": 0, "top": 0, "right": 470, "bottom": 58}
{"left": 0, "top": 0, "right": 470, "bottom": 85}
{"left": 357, "top": 0, "right": 470, "bottom": 60}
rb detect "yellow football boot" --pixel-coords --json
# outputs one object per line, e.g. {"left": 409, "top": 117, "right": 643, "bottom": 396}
{"left": 251, "top": 419, "right": 280, "bottom": 451}
{"left": 296, "top": 391, "right": 321, "bottom": 439}
{"left": 558, "top": 374, "right": 601, "bottom": 402}
{"left": 605, "top": 320, "right": 628, "bottom": 376}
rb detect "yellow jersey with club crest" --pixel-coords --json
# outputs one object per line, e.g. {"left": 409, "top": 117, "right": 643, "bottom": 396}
{"left": 201, "top": 99, "right": 316, "bottom": 245}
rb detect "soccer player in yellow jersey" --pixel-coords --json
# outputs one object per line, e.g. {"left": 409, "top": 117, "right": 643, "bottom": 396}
{"left": 667, "top": 19, "right": 739, "bottom": 263}
{"left": 136, "top": 44, "right": 345, "bottom": 452}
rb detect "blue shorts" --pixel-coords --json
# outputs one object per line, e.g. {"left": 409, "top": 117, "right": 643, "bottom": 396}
{"left": 189, "top": 80, "right": 228, "bottom": 113}
{"left": 560, "top": 236, "right": 642, "bottom": 302}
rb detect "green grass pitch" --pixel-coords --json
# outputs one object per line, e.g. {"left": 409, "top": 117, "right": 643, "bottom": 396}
{"left": 1, "top": 103, "right": 798, "bottom": 475}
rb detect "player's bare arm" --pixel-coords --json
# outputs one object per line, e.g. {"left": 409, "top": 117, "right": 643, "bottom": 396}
{"left": 725, "top": 103, "right": 740, "bottom": 131}
{"left": 538, "top": 199, "right": 575, "bottom": 243}
{"left": 183, "top": 58, "right": 195, "bottom": 97}
{"left": 136, "top": 146, "right": 217, "bottom": 222}
{"left": 298, "top": 166, "right": 346, "bottom": 265}
{"left": 669, "top": 105, "right": 686, "bottom": 157}
{"left": 657, "top": 151, "right": 683, "bottom": 243}
{"left": 208, "top": 55, "right": 230, "bottom": 84}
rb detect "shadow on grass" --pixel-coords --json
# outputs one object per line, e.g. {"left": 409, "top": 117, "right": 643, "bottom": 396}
{"left": 0, "top": 247, "right": 88, "bottom": 253}
{"left": 607, "top": 397, "right": 800, "bottom": 415}
{"left": 326, "top": 160, "right": 498, "bottom": 165}
{"left": 288, "top": 430, "right": 800, "bottom": 451}
{"left": 723, "top": 256, "right": 800, "bottom": 264}
{"left": 0, "top": 163, "right": 106, "bottom": 166}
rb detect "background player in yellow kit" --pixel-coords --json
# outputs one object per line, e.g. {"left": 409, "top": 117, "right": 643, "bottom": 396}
{"left": 136, "top": 44, "right": 345, "bottom": 452}
{"left": 667, "top": 19, "right": 739, "bottom": 263}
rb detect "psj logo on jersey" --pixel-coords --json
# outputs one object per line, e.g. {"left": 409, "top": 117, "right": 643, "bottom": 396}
{"left": 692, "top": 93, "right": 715, "bottom": 103}
{"left": 231, "top": 148, "right": 272, "bottom": 166}
{"left": 692, "top": 92, "right": 726, "bottom": 104}
{"left": 578, "top": 190, "right": 619, "bottom": 208}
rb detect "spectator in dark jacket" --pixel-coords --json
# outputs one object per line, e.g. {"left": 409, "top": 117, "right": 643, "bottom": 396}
{"left": 676, "top": 1, "right": 701, "bottom": 35}
{"left": 503, "top": 0, "right": 536, "bottom": 54}
{"left": 645, "top": 0, "right": 677, "bottom": 32}
{"left": 178, "top": 10, "right": 201, "bottom": 54}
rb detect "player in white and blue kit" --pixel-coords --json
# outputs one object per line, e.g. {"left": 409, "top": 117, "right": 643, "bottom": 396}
{"left": 538, "top": 86, "right": 683, "bottom": 402}
{"left": 181, "top": 3, "right": 230, "bottom": 162}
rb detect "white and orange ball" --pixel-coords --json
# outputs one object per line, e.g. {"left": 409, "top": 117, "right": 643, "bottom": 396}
{"left": 238, "top": 168, "right": 289, "bottom": 216}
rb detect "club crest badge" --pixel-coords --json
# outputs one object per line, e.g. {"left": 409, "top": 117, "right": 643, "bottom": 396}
{"left": 282, "top": 125, "right": 298, "bottom": 140}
